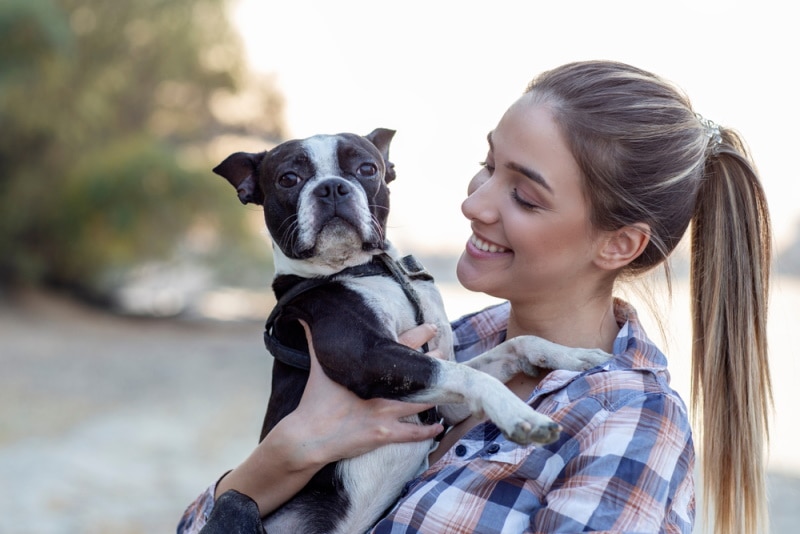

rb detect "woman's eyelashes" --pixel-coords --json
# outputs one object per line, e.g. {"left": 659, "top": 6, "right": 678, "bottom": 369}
{"left": 478, "top": 160, "right": 541, "bottom": 211}
{"left": 511, "top": 188, "right": 541, "bottom": 211}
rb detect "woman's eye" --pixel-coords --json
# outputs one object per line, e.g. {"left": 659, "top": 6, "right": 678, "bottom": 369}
{"left": 479, "top": 161, "right": 495, "bottom": 174}
{"left": 356, "top": 163, "right": 378, "bottom": 177}
{"left": 278, "top": 173, "right": 301, "bottom": 188}
{"left": 512, "top": 188, "right": 540, "bottom": 211}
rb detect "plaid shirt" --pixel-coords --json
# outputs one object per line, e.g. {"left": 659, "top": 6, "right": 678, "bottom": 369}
{"left": 179, "top": 299, "right": 694, "bottom": 533}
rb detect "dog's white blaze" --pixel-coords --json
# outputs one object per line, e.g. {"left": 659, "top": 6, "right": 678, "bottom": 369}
{"left": 303, "top": 135, "right": 340, "bottom": 177}
{"left": 296, "top": 136, "right": 338, "bottom": 251}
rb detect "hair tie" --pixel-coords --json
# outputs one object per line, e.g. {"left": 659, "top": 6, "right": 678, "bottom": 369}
{"left": 695, "top": 112, "right": 723, "bottom": 152}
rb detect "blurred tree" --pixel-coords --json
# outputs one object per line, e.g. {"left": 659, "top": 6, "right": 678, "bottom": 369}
{"left": 0, "top": 0, "right": 284, "bottom": 302}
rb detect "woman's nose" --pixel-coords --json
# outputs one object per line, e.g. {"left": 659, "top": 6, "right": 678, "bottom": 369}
{"left": 467, "top": 171, "right": 488, "bottom": 196}
{"left": 461, "top": 172, "right": 499, "bottom": 224}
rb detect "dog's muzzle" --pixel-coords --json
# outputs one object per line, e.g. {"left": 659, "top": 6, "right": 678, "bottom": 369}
{"left": 290, "top": 177, "right": 379, "bottom": 257}
{"left": 311, "top": 178, "right": 365, "bottom": 229}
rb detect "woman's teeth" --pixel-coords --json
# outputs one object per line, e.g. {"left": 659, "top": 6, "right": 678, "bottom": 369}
{"left": 471, "top": 234, "right": 508, "bottom": 253}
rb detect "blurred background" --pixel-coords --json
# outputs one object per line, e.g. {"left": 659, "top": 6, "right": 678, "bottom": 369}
{"left": 1, "top": 0, "right": 798, "bottom": 532}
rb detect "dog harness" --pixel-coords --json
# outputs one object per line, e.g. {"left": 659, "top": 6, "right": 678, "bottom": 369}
{"left": 263, "top": 253, "right": 435, "bottom": 372}
{"left": 263, "top": 253, "right": 443, "bottom": 428}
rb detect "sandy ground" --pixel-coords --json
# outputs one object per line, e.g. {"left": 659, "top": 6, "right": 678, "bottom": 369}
{"left": 1, "top": 290, "right": 798, "bottom": 533}
{"left": 0, "top": 291, "right": 271, "bottom": 533}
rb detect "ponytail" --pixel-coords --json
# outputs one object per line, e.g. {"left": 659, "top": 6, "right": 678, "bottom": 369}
{"left": 527, "top": 61, "right": 773, "bottom": 533}
{"left": 690, "top": 129, "right": 772, "bottom": 533}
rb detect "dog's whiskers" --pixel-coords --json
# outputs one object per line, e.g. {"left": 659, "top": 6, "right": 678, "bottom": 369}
{"left": 367, "top": 209, "right": 386, "bottom": 244}
{"left": 277, "top": 214, "right": 301, "bottom": 250}
{"left": 276, "top": 213, "right": 299, "bottom": 236}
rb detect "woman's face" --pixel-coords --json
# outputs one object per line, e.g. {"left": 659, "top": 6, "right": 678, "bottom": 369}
{"left": 456, "top": 95, "right": 601, "bottom": 305}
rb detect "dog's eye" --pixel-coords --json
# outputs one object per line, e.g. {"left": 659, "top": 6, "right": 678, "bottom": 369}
{"left": 356, "top": 163, "right": 378, "bottom": 178}
{"left": 278, "top": 173, "right": 301, "bottom": 188}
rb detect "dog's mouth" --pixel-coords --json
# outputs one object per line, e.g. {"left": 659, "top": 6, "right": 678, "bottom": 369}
{"left": 273, "top": 182, "right": 387, "bottom": 265}
{"left": 291, "top": 217, "right": 383, "bottom": 261}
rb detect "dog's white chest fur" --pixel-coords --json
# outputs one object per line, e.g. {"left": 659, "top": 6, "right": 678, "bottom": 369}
{"left": 343, "top": 270, "right": 452, "bottom": 354}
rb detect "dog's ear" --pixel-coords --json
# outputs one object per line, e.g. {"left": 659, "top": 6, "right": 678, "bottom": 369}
{"left": 213, "top": 151, "right": 266, "bottom": 205}
{"left": 365, "top": 128, "right": 397, "bottom": 184}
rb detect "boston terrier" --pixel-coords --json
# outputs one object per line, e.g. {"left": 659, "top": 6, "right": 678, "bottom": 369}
{"left": 208, "top": 129, "right": 610, "bottom": 533}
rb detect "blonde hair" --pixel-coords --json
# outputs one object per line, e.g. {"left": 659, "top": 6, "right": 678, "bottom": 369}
{"left": 526, "top": 61, "right": 772, "bottom": 534}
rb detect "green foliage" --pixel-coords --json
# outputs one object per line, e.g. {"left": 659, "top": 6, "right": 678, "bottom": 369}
{"left": 0, "top": 0, "right": 284, "bottom": 298}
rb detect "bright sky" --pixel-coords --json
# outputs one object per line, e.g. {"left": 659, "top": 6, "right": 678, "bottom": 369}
{"left": 231, "top": 0, "right": 798, "bottom": 255}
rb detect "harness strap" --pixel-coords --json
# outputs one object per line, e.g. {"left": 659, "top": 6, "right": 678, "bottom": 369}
{"left": 375, "top": 254, "right": 429, "bottom": 327}
{"left": 264, "top": 254, "right": 434, "bottom": 371}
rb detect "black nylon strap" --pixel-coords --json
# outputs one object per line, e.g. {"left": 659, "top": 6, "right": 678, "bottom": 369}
{"left": 374, "top": 254, "right": 427, "bottom": 327}
{"left": 264, "top": 254, "right": 434, "bottom": 371}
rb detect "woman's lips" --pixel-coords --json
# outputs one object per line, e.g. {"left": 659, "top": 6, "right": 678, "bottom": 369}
{"left": 467, "top": 233, "right": 511, "bottom": 255}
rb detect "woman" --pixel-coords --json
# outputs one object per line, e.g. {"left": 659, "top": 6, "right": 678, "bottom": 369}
{"left": 179, "top": 60, "right": 771, "bottom": 533}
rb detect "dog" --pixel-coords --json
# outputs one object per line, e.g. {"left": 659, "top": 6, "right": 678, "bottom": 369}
{"left": 210, "top": 129, "right": 611, "bottom": 533}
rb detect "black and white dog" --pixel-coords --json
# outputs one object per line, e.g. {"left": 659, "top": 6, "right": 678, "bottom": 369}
{"left": 210, "top": 129, "right": 609, "bottom": 533}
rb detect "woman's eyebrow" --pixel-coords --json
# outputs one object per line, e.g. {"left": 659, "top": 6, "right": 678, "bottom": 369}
{"left": 487, "top": 132, "right": 554, "bottom": 195}
{"left": 507, "top": 162, "right": 553, "bottom": 195}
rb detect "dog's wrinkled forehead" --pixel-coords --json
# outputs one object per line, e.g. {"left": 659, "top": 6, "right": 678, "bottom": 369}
{"left": 303, "top": 135, "right": 342, "bottom": 177}
{"left": 266, "top": 133, "right": 383, "bottom": 179}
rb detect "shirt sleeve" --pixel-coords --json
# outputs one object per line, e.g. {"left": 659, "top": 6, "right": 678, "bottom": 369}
{"left": 530, "top": 391, "right": 694, "bottom": 533}
{"left": 176, "top": 483, "right": 215, "bottom": 533}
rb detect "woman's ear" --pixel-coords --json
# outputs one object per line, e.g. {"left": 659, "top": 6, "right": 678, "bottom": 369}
{"left": 594, "top": 223, "right": 650, "bottom": 270}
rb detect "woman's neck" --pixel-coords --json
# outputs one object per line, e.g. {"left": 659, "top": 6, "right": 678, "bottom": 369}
{"left": 506, "top": 295, "right": 619, "bottom": 353}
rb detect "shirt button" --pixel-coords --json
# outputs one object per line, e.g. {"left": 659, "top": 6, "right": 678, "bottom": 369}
{"left": 454, "top": 444, "right": 467, "bottom": 457}
{"left": 486, "top": 443, "right": 501, "bottom": 454}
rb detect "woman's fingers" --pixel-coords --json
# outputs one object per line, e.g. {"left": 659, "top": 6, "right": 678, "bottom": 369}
{"left": 397, "top": 323, "right": 438, "bottom": 350}
{"left": 372, "top": 412, "right": 444, "bottom": 443}
{"left": 426, "top": 349, "right": 446, "bottom": 361}
{"left": 398, "top": 324, "right": 447, "bottom": 363}
{"left": 294, "top": 320, "right": 443, "bottom": 458}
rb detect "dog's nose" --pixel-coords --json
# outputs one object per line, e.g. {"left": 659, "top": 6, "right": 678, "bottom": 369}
{"left": 314, "top": 178, "right": 352, "bottom": 201}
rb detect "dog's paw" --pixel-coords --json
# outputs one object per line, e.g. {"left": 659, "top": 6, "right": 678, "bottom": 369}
{"left": 569, "top": 348, "right": 612, "bottom": 371}
{"left": 507, "top": 336, "right": 612, "bottom": 374}
{"left": 501, "top": 415, "right": 561, "bottom": 445}
{"left": 480, "top": 392, "right": 561, "bottom": 445}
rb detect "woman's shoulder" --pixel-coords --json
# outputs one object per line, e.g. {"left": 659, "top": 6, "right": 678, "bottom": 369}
{"left": 451, "top": 301, "right": 510, "bottom": 362}
{"left": 540, "top": 366, "right": 692, "bottom": 447}
{"left": 567, "top": 366, "right": 687, "bottom": 412}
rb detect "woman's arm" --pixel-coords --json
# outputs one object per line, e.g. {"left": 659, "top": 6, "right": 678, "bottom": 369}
{"left": 177, "top": 322, "right": 444, "bottom": 532}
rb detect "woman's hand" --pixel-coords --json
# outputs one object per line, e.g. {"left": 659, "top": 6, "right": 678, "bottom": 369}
{"left": 215, "top": 321, "right": 444, "bottom": 516}
{"left": 286, "top": 321, "right": 445, "bottom": 465}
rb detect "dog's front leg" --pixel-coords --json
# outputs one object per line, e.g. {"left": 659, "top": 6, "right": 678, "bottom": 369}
{"left": 463, "top": 335, "right": 612, "bottom": 383}
{"left": 305, "top": 321, "right": 558, "bottom": 444}
{"left": 435, "top": 336, "right": 612, "bottom": 438}
{"left": 402, "top": 359, "right": 561, "bottom": 445}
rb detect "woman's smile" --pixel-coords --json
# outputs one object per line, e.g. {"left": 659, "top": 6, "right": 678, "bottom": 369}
{"left": 467, "top": 233, "right": 511, "bottom": 255}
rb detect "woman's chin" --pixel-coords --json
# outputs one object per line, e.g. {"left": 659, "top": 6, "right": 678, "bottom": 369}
{"left": 456, "top": 252, "right": 489, "bottom": 294}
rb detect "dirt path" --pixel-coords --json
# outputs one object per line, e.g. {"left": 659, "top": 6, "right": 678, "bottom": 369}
{"left": 1, "top": 290, "right": 798, "bottom": 533}
{"left": 1, "top": 291, "right": 271, "bottom": 533}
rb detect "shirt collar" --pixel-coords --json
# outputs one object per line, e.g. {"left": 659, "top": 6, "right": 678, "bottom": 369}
{"left": 452, "top": 299, "right": 670, "bottom": 392}
{"left": 609, "top": 298, "right": 669, "bottom": 371}
{"left": 534, "top": 298, "right": 670, "bottom": 395}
